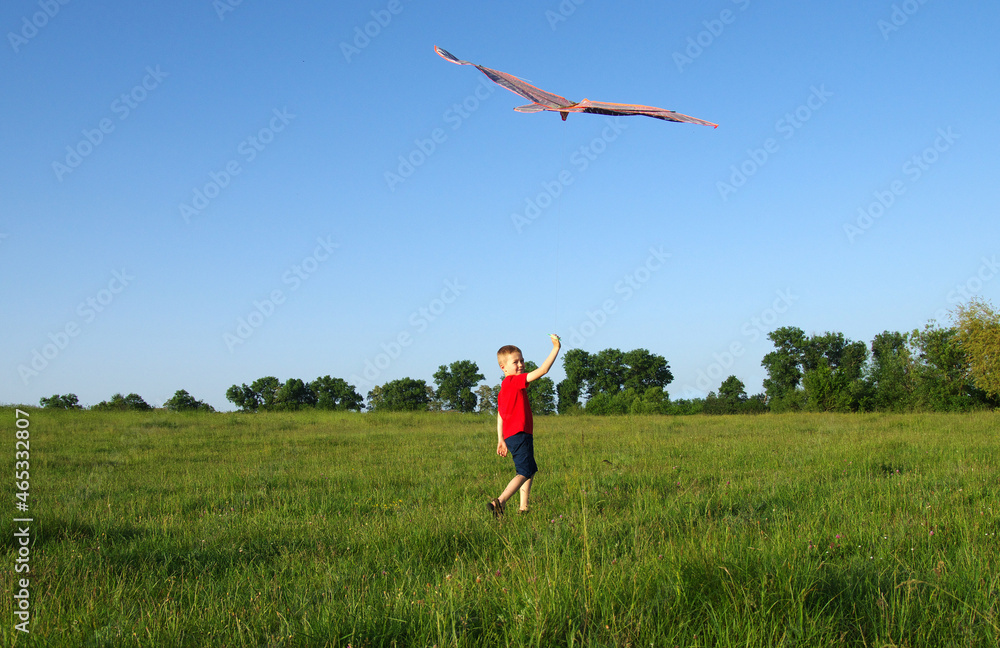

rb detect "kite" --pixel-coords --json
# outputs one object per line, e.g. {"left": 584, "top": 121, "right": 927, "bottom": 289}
{"left": 434, "top": 46, "right": 717, "bottom": 128}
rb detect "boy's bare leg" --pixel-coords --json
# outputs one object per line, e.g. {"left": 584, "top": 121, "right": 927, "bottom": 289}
{"left": 518, "top": 477, "right": 532, "bottom": 511}
{"left": 498, "top": 474, "right": 528, "bottom": 506}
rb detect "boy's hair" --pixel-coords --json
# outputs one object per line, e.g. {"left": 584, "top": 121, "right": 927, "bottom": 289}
{"left": 497, "top": 345, "right": 521, "bottom": 366}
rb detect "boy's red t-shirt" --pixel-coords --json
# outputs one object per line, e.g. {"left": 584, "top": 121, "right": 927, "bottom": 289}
{"left": 498, "top": 373, "right": 533, "bottom": 439}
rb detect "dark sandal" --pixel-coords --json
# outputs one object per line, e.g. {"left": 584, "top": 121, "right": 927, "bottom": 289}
{"left": 487, "top": 498, "right": 505, "bottom": 518}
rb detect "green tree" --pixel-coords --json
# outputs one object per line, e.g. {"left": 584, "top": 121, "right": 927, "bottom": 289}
{"left": 763, "top": 328, "right": 867, "bottom": 412}
{"left": 476, "top": 384, "right": 499, "bottom": 415}
{"left": 589, "top": 348, "right": 628, "bottom": 396}
{"left": 744, "top": 393, "right": 769, "bottom": 414}
{"left": 522, "top": 361, "right": 556, "bottom": 416}
{"left": 370, "top": 378, "right": 430, "bottom": 412}
{"left": 583, "top": 388, "right": 645, "bottom": 415}
{"left": 556, "top": 348, "right": 672, "bottom": 414}
{"left": 251, "top": 377, "right": 282, "bottom": 411}
{"left": 126, "top": 393, "right": 152, "bottom": 410}
{"left": 802, "top": 360, "right": 840, "bottom": 411}
{"left": 761, "top": 326, "right": 808, "bottom": 410}
{"left": 225, "top": 377, "right": 286, "bottom": 412}
{"left": 529, "top": 377, "right": 557, "bottom": 415}
{"left": 273, "top": 378, "right": 316, "bottom": 411}
{"left": 39, "top": 393, "right": 82, "bottom": 409}
{"left": 910, "top": 322, "right": 994, "bottom": 410}
{"left": 365, "top": 385, "right": 384, "bottom": 411}
{"left": 703, "top": 391, "right": 721, "bottom": 414}
{"left": 622, "top": 349, "right": 673, "bottom": 393}
{"left": 718, "top": 375, "right": 748, "bottom": 407}
{"left": 556, "top": 348, "right": 592, "bottom": 413}
{"left": 311, "top": 376, "right": 363, "bottom": 411}
{"left": 226, "top": 384, "right": 260, "bottom": 412}
{"left": 433, "top": 360, "right": 484, "bottom": 413}
{"left": 164, "top": 389, "right": 215, "bottom": 412}
{"left": 583, "top": 391, "right": 614, "bottom": 415}
{"left": 867, "top": 331, "right": 913, "bottom": 411}
{"left": 631, "top": 386, "right": 669, "bottom": 414}
{"left": 426, "top": 385, "right": 444, "bottom": 412}
{"left": 92, "top": 393, "right": 151, "bottom": 411}
{"left": 704, "top": 375, "right": 748, "bottom": 414}
{"left": 953, "top": 298, "right": 1000, "bottom": 399}
{"left": 587, "top": 348, "right": 673, "bottom": 396}
{"left": 612, "top": 388, "right": 641, "bottom": 414}
{"left": 837, "top": 339, "right": 869, "bottom": 384}
{"left": 664, "top": 398, "right": 704, "bottom": 415}
{"left": 804, "top": 341, "right": 868, "bottom": 412}
{"left": 824, "top": 339, "right": 869, "bottom": 412}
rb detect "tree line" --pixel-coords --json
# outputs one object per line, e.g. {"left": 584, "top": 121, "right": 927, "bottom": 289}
{"left": 759, "top": 322, "right": 998, "bottom": 412}
{"left": 701, "top": 300, "right": 998, "bottom": 414}
{"left": 35, "top": 299, "right": 998, "bottom": 415}
{"left": 225, "top": 376, "right": 363, "bottom": 412}
{"left": 39, "top": 390, "right": 215, "bottom": 412}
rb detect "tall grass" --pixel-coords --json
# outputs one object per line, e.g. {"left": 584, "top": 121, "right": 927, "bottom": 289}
{"left": 2, "top": 408, "right": 998, "bottom": 646}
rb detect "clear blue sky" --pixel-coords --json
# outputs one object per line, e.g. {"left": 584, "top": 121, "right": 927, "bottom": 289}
{"left": 3, "top": 0, "right": 998, "bottom": 410}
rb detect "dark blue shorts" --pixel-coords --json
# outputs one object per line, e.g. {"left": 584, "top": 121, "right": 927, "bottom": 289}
{"left": 506, "top": 432, "right": 537, "bottom": 478}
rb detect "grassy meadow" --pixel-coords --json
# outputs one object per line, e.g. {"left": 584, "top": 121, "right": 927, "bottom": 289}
{"left": 2, "top": 408, "right": 999, "bottom": 647}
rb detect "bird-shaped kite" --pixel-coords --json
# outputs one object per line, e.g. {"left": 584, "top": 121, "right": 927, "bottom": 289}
{"left": 435, "top": 46, "right": 717, "bottom": 128}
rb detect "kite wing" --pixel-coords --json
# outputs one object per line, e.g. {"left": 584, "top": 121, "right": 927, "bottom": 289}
{"left": 434, "top": 46, "right": 572, "bottom": 111}
{"left": 564, "top": 99, "right": 719, "bottom": 128}
{"left": 434, "top": 46, "right": 717, "bottom": 128}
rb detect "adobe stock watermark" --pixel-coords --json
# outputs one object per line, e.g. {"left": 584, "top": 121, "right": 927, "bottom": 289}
{"left": 340, "top": 0, "right": 409, "bottom": 63}
{"left": 18, "top": 269, "right": 135, "bottom": 384}
{"left": 878, "top": 0, "right": 931, "bottom": 41}
{"left": 384, "top": 77, "right": 498, "bottom": 192}
{"left": 717, "top": 85, "right": 833, "bottom": 202}
{"left": 179, "top": 107, "right": 295, "bottom": 223}
{"left": 213, "top": 0, "right": 246, "bottom": 21}
{"left": 545, "top": 0, "right": 587, "bottom": 31}
{"left": 564, "top": 246, "right": 670, "bottom": 347}
{"left": 673, "top": 0, "right": 751, "bottom": 73}
{"left": 929, "top": 255, "right": 999, "bottom": 324}
{"left": 511, "top": 118, "right": 628, "bottom": 233}
{"left": 350, "top": 278, "right": 466, "bottom": 389}
{"left": 843, "top": 127, "right": 958, "bottom": 243}
{"left": 680, "top": 287, "right": 798, "bottom": 397}
{"left": 223, "top": 235, "right": 338, "bottom": 352}
{"left": 51, "top": 66, "right": 168, "bottom": 182}
{"left": 13, "top": 409, "right": 32, "bottom": 634}
{"left": 7, "top": 0, "right": 73, "bottom": 53}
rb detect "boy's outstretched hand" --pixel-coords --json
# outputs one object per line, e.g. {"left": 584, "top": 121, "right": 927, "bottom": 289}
{"left": 496, "top": 440, "right": 508, "bottom": 457}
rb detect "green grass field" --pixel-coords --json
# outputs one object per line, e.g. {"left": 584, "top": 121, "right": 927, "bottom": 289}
{"left": 2, "top": 408, "right": 998, "bottom": 647}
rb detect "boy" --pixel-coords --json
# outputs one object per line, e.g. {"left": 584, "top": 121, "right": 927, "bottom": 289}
{"left": 488, "top": 334, "right": 561, "bottom": 517}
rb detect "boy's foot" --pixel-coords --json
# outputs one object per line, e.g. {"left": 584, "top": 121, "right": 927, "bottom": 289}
{"left": 487, "top": 498, "right": 504, "bottom": 518}
{"left": 518, "top": 508, "right": 529, "bottom": 515}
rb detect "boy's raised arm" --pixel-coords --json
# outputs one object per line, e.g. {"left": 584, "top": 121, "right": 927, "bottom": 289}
{"left": 526, "top": 334, "right": 561, "bottom": 383}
